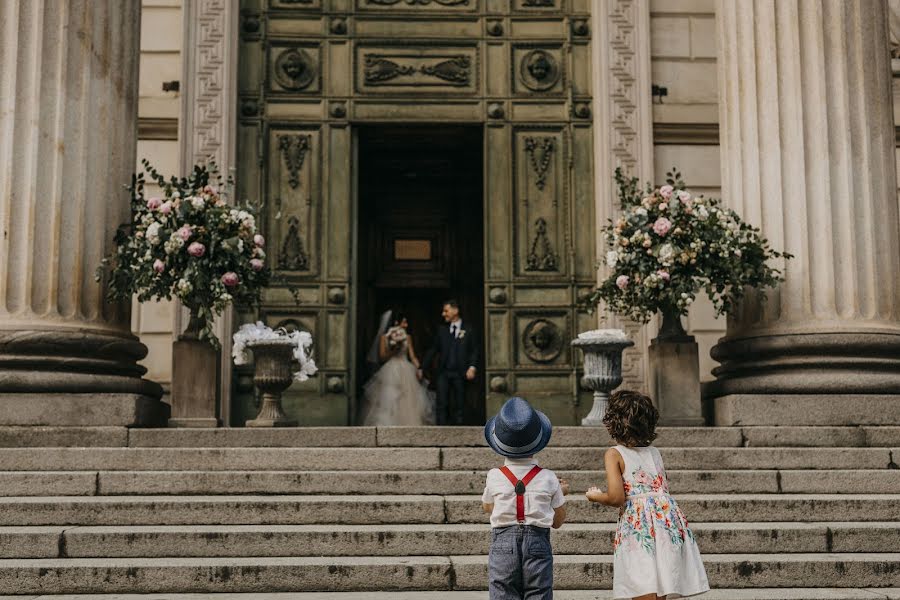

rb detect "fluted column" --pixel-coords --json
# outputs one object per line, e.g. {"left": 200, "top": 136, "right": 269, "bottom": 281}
{"left": 0, "top": 0, "right": 162, "bottom": 418}
{"left": 710, "top": 0, "right": 900, "bottom": 403}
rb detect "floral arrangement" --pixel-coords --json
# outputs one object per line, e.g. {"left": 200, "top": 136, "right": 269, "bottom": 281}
{"left": 386, "top": 326, "right": 408, "bottom": 351}
{"left": 232, "top": 322, "right": 318, "bottom": 382}
{"left": 99, "top": 160, "right": 270, "bottom": 347}
{"left": 582, "top": 168, "right": 790, "bottom": 323}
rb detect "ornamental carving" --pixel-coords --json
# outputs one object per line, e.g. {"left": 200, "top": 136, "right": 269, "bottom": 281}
{"left": 523, "top": 319, "right": 563, "bottom": 363}
{"left": 519, "top": 49, "right": 560, "bottom": 92}
{"left": 279, "top": 216, "right": 310, "bottom": 271}
{"left": 364, "top": 56, "right": 415, "bottom": 83}
{"left": 274, "top": 49, "right": 316, "bottom": 91}
{"left": 420, "top": 56, "right": 470, "bottom": 84}
{"left": 523, "top": 0, "right": 555, "bottom": 5}
{"left": 526, "top": 218, "right": 558, "bottom": 272}
{"left": 363, "top": 53, "right": 472, "bottom": 86}
{"left": 367, "top": 0, "right": 469, "bottom": 4}
{"left": 524, "top": 137, "right": 554, "bottom": 191}
{"left": 278, "top": 134, "right": 311, "bottom": 190}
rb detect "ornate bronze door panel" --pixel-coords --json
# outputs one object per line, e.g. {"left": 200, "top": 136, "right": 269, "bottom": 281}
{"left": 237, "top": 0, "right": 595, "bottom": 425}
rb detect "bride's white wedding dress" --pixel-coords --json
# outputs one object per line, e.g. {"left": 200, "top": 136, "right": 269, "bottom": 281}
{"left": 362, "top": 338, "right": 434, "bottom": 426}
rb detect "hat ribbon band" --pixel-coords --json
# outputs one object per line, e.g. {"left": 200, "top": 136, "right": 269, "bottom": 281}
{"left": 491, "top": 424, "right": 543, "bottom": 454}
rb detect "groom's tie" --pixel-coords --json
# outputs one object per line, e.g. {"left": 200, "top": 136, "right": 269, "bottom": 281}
{"left": 451, "top": 324, "right": 457, "bottom": 339}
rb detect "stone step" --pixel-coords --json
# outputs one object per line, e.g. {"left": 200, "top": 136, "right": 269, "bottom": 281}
{"left": 2, "top": 495, "right": 898, "bottom": 526}
{"left": 1, "top": 426, "right": 898, "bottom": 449}
{"left": 0, "top": 446, "right": 894, "bottom": 471}
{"left": 0, "top": 553, "right": 898, "bottom": 594}
{"left": 6, "top": 591, "right": 900, "bottom": 600}
{"left": 3, "top": 469, "right": 899, "bottom": 497}
{"left": 5, "top": 522, "right": 897, "bottom": 559}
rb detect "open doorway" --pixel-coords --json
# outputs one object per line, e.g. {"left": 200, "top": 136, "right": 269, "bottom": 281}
{"left": 355, "top": 125, "right": 484, "bottom": 425}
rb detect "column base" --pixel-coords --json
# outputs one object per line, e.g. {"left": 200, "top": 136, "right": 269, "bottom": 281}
{"left": 713, "top": 394, "right": 900, "bottom": 426}
{"left": 0, "top": 393, "right": 170, "bottom": 427}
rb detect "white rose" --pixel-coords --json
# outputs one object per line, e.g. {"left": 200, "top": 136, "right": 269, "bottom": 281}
{"left": 634, "top": 207, "right": 648, "bottom": 219}
{"left": 696, "top": 206, "right": 709, "bottom": 221}
{"left": 191, "top": 196, "right": 205, "bottom": 210}
{"left": 605, "top": 250, "right": 619, "bottom": 268}
{"left": 146, "top": 222, "right": 162, "bottom": 244}
{"left": 659, "top": 243, "right": 675, "bottom": 263}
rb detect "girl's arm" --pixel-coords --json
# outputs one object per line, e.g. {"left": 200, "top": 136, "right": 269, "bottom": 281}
{"left": 585, "top": 447, "right": 627, "bottom": 508}
{"left": 407, "top": 335, "right": 420, "bottom": 369}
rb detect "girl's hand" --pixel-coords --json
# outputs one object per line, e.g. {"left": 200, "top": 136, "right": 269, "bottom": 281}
{"left": 585, "top": 486, "right": 605, "bottom": 503}
{"left": 559, "top": 479, "right": 570, "bottom": 496}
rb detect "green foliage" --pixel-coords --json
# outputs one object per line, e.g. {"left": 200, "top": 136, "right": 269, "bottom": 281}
{"left": 97, "top": 160, "right": 270, "bottom": 348}
{"left": 580, "top": 167, "right": 792, "bottom": 322}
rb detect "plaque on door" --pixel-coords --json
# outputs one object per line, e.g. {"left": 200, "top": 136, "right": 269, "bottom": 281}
{"left": 394, "top": 239, "right": 432, "bottom": 261}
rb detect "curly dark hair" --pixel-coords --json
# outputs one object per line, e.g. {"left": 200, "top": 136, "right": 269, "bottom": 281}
{"left": 602, "top": 389, "right": 659, "bottom": 447}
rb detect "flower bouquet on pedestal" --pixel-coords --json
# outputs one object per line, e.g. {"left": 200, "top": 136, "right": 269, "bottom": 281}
{"left": 99, "top": 160, "right": 270, "bottom": 426}
{"left": 233, "top": 322, "right": 318, "bottom": 427}
{"left": 582, "top": 168, "right": 790, "bottom": 423}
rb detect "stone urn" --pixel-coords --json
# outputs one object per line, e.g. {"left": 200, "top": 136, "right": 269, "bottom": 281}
{"left": 572, "top": 329, "right": 634, "bottom": 426}
{"left": 245, "top": 338, "right": 298, "bottom": 427}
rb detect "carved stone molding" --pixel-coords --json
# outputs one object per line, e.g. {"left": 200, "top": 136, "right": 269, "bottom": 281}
{"left": 487, "top": 102, "right": 505, "bottom": 119}
{"left": 522, "top": 319, "right": 563, "bottom": 363}
{"left": 486, "top": 20, "right": 504, "bottom": 36}
{"left": 274, "top": 48, "right": 317, "bottom": 91}
{"left": 519, "top": 49, "right": 560, "bottom": 91}
{"left": 526, "top": 218, "right": 559, "bottom": 272}
{"left": 421, "top": 56, "right": 471, "bottom": 84}
{"left": 489, "top": 376, "right": 508, "bottom": 392}
{"left": 524, "top": 137, "right": 554, "bottom": 190}
{"left": 366, "top": 0, "right": 469, "bottom": 4}
{"left": 327, "top": 287, "right": 347, "bottom": 304}
{"left": 364, "top": 55, "right": 416, "bottom": 83}
{"left": 326, "top": 376, "right": 345, "bottom": 393}
{"left": 278, "top": 134, "right": 311, "bottom": 189}
{"left": 522, "top": 0, "right": 555, "bottom": 6}
{"left": 488, "top": 287, "right": 508, "bottom": 304}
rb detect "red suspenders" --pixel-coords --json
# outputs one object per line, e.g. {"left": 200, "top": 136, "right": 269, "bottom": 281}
{"left": 499, "top": 465, "right": 543, "bottom": 523}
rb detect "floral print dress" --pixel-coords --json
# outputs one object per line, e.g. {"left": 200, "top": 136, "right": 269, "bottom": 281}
{"left": 612, "top": 445, "right": 709, "bottom": 599}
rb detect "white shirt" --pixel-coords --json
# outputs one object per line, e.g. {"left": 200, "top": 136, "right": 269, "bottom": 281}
{"left": 481, "top": 457, "right": 566, "bottom": 529}
{"left": 450, "top": 319, "right": 463, "bottom": 338}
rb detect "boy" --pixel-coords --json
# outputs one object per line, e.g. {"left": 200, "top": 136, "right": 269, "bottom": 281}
{"left": 482, "top": 396, "right": 569, "bottom": 600}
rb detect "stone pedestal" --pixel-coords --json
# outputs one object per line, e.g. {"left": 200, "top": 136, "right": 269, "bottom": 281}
{"left": 650, "top": 337, "right": 704, "bottom": 426}
{"left": 0, "top": 0, "right": 164, "bottom": 423}
{"left": 169, "top": 337, "right": 220, "bottom": 428}
{"left": 709, "top": 1, "right": 900, "bottom": 411}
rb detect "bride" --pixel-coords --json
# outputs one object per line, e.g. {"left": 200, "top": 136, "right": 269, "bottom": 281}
{"left": 361, "top": 310, "right": 434, "bottom": 426}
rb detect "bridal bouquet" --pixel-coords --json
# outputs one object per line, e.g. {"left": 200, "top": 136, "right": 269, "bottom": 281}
{"left": 582, "top": 168, "right": 790, "bottom": 322}
{"left": 98, "top": 160, "right": 270, "bottom": 347}
{"left": 232, "top": 322, "right": 318, "bottom": 382}
{"left": 386, "top": 326, "right": 408, "bottom": 350}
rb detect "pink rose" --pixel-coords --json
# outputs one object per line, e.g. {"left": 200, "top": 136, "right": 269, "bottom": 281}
{"left": 159, "top": 201, "right": 173, "bottom": 215}
{"left": 658, "top": 202, "right": 668, "bottom": 212}
{"left": 659, "top": 185, "right": 674, "bottom": 199}
{"left": 153, "top": 259, "right": 165, "bottom": 274}
{"left": 253, "top": 234, "right": 265, "bottom": 247}
{"left": 250, "top": 258, "right": 264, "bottom": 271}
{"left": 677, "top": 190, "right": 691, "bottom": 203}
{"left": 147, "top": 197, "right": 162, "bottom": 210}
{"left": 653, "top": 217, "right": 672, "bottom": 236}
{"left": 221, "top": 272, "right": 239, "bottom": 287}
{"left": 616, "top": 275, "right": 629, "bottom": 290}
{"left": 187, "top": 242, "right": 205, "bottom": 257}
{"left": 177, "top": 225, "right": 193, "bottom": 241}
{"left": 657, "top": 269, "right": 670, "bottom": 281}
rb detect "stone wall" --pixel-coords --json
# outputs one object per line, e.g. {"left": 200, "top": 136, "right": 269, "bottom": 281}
{"left": 133, "top": 0, "right": 182, "bottom": 396}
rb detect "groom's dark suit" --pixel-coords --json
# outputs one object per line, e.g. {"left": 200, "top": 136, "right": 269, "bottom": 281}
{"left": 422, "top": 321, "right": 479, "bottom": 425}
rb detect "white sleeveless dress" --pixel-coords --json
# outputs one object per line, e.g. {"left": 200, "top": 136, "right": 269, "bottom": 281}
{"left": 361, "top": 339, "right": 434, "bottom": 426}
{"left": 612, "top": 445, "right": 709, "bottom": 599}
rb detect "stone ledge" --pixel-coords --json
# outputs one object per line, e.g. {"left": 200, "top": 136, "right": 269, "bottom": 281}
{"left": 713, "top": 395, "right": 900, "bottom": 426}
{"left": 0, "top": 395, "right": 169, "bottom": 427}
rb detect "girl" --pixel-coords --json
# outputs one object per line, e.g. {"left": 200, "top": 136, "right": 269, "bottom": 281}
{"left": 586, "top": 390, "right": 709, "bottom": 599}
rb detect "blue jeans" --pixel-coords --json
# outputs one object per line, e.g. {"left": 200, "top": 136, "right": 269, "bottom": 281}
{"left": 488, "top": 525, "right": 554, "bottom": 600}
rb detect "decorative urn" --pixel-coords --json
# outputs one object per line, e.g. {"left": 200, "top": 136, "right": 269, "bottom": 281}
{"left": 245, "top": 338, "right": 298, "bottom": 427}
{"left": 571, "top": 329, "right": 634, "bottom": 426}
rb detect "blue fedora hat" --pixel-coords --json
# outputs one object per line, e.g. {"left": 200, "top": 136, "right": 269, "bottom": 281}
{"left": 484, "top": 397, "right": 552, "bottom": 458}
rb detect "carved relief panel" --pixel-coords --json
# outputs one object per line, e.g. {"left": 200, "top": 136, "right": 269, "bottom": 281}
{"left": 269, "top": 44, "right": 321, "bottom": 94}
{"left": 355, "top": 44, "right": 479, "bottom": 95}
{"left": 514, "top": 128, "right": 566, "bottom": 276}
{"left": 268, "top": 128, "right": 321, "bottom": 276}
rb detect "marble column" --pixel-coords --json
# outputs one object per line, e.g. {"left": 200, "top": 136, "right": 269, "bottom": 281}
{"left": 710, "top": 0, "right": 900, "bottom": 423}
{"left": 0, "top": 0, "right": 164, "bottom": 425}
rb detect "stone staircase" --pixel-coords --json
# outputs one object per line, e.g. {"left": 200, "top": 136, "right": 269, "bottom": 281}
{"left": 0, "top": 425, "right": 898, "bottom": 599}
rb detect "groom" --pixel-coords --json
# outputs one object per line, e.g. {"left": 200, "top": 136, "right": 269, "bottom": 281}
{"left": 419, "top": 299, "right": 479, "bottom": 426}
